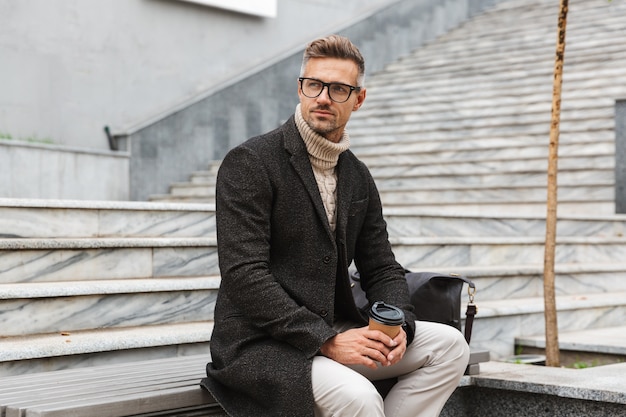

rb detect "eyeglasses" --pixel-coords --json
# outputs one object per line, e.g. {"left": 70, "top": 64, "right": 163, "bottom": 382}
{"left": 298, "top": 77, "right": 360, "bottom": 103}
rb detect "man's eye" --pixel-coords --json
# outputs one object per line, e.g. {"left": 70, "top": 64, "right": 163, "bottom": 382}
{"left": 308, "top": 81, "right": 322, "bottom": 89}
{"left": 331, "top": 84, "right": 349, "bottom": 94}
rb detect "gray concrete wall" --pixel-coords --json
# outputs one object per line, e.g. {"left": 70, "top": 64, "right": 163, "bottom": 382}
{"left": 0, "top": 141, "right": 129, "bottom": 201}
{"left": 0, "top": 0, "right": 507, "bottom": 201}
{"left": 122, "top": 0, "right": 510, "bottom": 201}
{"left": 0, "top": 0, "right": 394, "bottom": 151}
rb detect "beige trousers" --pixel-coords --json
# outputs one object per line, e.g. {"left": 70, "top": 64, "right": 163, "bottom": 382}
{"left": 312, "top": 320, "right": 470, "bottom": 417}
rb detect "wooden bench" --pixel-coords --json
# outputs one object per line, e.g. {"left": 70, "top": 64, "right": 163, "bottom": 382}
{"left": 0, "top": 355, "right": 219, "bottom": 417}
{"left": 0, "top": 351, "right": 489, "bottom": 417}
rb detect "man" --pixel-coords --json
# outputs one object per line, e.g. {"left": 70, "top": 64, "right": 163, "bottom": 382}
{"left": 202, "top": 34, "right": 469, "bottom": 417}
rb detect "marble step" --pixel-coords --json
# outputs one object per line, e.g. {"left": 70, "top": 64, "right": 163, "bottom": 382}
{"left": 378, "top": 183, "right": 613, "bottom": 206}
{"left": 390, "top": 236, "right": 626, "bottom": 270}
{"left": 347, "top": 123, "right": 613, "bottom": 147}
{"left": 383, "top": 1, "right": 624, "bottom": 64}
{"left": 515, "top": 325, "right": 626, "bottom": 358}
{"left": 162, "top": 151, "right": 615, "bottom": 196}
{"left": 391, "top": 33, "right": 626, "bottom": 77}
{"left": 149, "top": 194, "right": 215, "bottom": 204}
{"left": 468, "top": 291, "right": 626, "bottom": 359}
{"left": 150, "top": 195, "right": 616, "bottom": 216}
{"left": 376, "top": 39, "right": 626, "bottom": 86}
{"left": 351, "top": 134, "right": 614, "bottom": 158}
{"left": 182, "top": 155, "right": 614, "bottom": 191}
{"left": 353, "top": 103, "right": 611, "bottom": 131}
{"left": 382, "top": 200, "right": 616, "bottom": 216}
{"left": 179, "top": 168, "right": 615, "bottom": 196}
{"left": 165, "top": 169, "right": 613, "bottom": 200}
{"left": 383, "top": 209, "right": 626, "bottom": 238}
{"left": 0, "top": 277, "right": 219, "bottom": 337}
{"left": 346, "top": 115, "right": 614, "bottom": 138}
{"left": 0, "top": 198, "right": 215, "bottom": 239}
{"left": 367, "top": 154, "right": 613, "bottom": 177}
{"left": 0, "top": 322, "right": 213, "bottom": 377}
{"left": 363, "top": 63, "right": 626, "bottom": 101}
{"left": 421, "top": 263, "right": 626, "bottom": 301}
{"left": 0, "top": 237, "right": 219, "bottom": 283}
{"left": 374, "top": 170, "right": 612, "bottom": 191}
{"left": 427, "top": 0, "right": 624, "bottom": 49}
{"left": 352, "top": 97, "right": 616, "bottom": 130}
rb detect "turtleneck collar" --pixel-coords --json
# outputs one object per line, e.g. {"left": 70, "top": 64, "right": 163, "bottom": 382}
{"left": 295, "top": 104, "right": 350, "bottom": 170}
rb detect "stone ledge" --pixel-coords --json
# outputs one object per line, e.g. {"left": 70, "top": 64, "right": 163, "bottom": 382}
{"left": 0, "top": 197, "right": 215, "bottom": 211}
{"left": 0, "top": 236, "right": 216, "bottom": 249}
{"left": 469, "top": 361, "right": 626, "bottom": 405}
{"left": 516, "top": 326, "right": 626, "bottom": 356}
{"left": 0, "top": 322, "right": 213, "bottom": 362}
{"left": 0, "top": 276, "right": 221, "bottom": 299}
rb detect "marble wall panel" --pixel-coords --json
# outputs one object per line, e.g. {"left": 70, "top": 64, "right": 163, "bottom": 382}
{"left": 0, "top": 342, "right": 211, "bottom": 377}
{"left": 384, "top": 214, "right": 626, "bottom": 238}
{"left": 469, "top": 305, "right": 626, "bottom": 359}
{"left": 0, "top": 290, "right": 217, "bottom": 336}
{"left": 555, "top": 241, "right": 626, "bottom": 264}
{"left": 0, "top": 248, "right": 153, "bottom": 283}
{"left": 153, "top": 247, "right": 220, "bottom": 277}
{"left": 392, "top": 243, "right": 473, "bottom": 269}
{"left": 98, "top": 209, "right": 216, "bottom": 237}
{"left": 469, "top": 275, "right": 543, "bottom": 301}
{"left": 0, "top": 208, "right": 100, "bottom": 238}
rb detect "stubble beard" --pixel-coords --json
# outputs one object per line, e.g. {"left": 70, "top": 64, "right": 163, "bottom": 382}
{"left": 305, "top": 112, "right": 339, "bottom": 139}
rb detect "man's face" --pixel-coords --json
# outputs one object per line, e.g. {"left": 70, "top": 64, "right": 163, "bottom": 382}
{"left": 298, "top": 57, "right": 366, "bottom": 143}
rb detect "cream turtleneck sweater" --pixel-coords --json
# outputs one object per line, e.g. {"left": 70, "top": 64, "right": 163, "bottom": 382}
{"left": 295, "top": 104, "right": 350, "bottom": 232}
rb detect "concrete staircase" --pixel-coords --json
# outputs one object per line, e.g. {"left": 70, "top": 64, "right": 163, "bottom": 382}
{"left": 150, "top": 0, "right": 626, "bottom": 361}
{"left": 0, "top": 199, "right": 217, "bottom": 376}
{"left": 2, "top": 0, "right": 626, "bottom": 376}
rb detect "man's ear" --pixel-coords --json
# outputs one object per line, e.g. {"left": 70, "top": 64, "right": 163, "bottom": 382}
{"left": 353, "top": 88, "right": 366, "bottom": 111}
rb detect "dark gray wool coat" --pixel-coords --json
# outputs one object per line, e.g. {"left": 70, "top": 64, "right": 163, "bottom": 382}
{"left": 201, "top": 116, "right": 416, "bottom": 417}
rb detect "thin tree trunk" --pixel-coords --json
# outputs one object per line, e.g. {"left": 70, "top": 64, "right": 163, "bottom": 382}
{"left": 544, "top": 0, "right": 569, "bottom": 368}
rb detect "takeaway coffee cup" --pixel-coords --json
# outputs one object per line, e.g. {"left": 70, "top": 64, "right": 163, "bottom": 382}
{"left": 368, "top": 301, "right": 405, "bottom": 338}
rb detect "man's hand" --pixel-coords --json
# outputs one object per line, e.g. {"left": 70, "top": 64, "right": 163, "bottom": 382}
{"left": 319, "top": 326, "right": 407, "bottom": 369}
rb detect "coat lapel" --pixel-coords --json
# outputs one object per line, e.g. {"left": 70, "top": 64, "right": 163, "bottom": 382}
{"left": 283, "top": 119, "right": 335, "bottom": 242}
{"left": 335, "top": 152, "right": 354, "bottom": 243}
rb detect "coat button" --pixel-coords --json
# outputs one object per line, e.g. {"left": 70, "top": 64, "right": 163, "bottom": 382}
{"left": 323, "top": 256, "right": 331, "bottom": 264}
{"left": 320, "top": 310, "right": 328, "bottom": 317}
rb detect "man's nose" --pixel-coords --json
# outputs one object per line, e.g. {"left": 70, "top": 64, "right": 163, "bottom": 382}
{"left": 316, "top": 85, "right": 333, "bottom": 103}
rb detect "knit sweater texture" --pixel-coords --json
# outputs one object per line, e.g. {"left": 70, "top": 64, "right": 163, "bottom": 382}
{"left": 295, "top": 104, "right": 350, "bottom": 231}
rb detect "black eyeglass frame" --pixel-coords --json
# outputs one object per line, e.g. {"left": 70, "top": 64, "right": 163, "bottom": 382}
{"left": 298, "top": 77, "right": 361, "bottom": 103}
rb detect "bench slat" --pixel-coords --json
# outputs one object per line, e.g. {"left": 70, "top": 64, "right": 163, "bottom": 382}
{"left": 0, "top": 355, "right": 216, "bottom": 417}
{"left": 21, "top": 385, "right": 215, "bottom": 417}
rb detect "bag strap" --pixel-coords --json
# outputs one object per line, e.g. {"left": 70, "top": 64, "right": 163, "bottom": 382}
{"left": 463, "top": 283, "right": 477, "bottom": 344}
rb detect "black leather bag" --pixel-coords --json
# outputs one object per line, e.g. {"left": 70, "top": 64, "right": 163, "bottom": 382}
{"left": 350, "top": 270, "right": 477, "bottom": 344}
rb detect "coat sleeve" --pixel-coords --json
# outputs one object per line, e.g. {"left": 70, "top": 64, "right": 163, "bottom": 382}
{"left": 215, "top": 144, "right": 337, "bottom": 358}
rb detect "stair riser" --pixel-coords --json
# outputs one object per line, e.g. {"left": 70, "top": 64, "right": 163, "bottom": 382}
{"left": 0, "top": 247, "right": 219, "bottom": 283}
{"left": 176, "top": 170, "right": 613, "bottom": 193}
{"left": 0, "top": 208, "right": 215, "bottom": 239}
{"left": 359, "top": 144, "right": 614, "bottom": 166}
{"left": 392, "top": 241, "right": 626, "bottom": 269}
{"left": 0, "top": 340, "right": 211, "bottom": 378}
{"left": 170, "top": 186, "right": 215, "bottom": 197}
{"left": 470, "top": 304, "right": 626, "bottom": 359}
{"left": 365, "top": 154, "right": 613, "bottom": 173}
{"left": 0, "top": 291, "right": 217, "bottom": 337}
{"left": 383, "top": 202, "right": 616, "bottom": 216}
{"left": 374, "top": 170, "right": 612, "bottom": 190}
{"left": 384, "top": 215, "right": 626, "bottom": 238}
{"left": 466, "top": 270, "right": 626, "bottom": 301}
{"left": 166, "top": 182, "right": 614, "bottom": 202}
{"left": 379, "top": 185, "right": 613, "bottom": 204}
